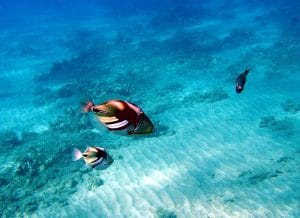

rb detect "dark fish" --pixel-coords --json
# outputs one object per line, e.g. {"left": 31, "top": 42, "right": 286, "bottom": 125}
{"left": 235, "top": 68, "right": 250, "bottom": 93}
{"left": 83, "top": 100, "right": 155, "bottom": 135}
{"left": 73, "top": 146, "right": 113, "bottom": 169}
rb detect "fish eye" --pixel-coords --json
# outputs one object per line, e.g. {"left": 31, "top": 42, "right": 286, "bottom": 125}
{"left": 93, "top": 108, "right": 107, "bottom": 114}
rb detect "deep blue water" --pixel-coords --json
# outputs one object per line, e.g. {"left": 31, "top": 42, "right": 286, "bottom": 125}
{"left": 0, "top": 0, "right": 299, "bottom": 217}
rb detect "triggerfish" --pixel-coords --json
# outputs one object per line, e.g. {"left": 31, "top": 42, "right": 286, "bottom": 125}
{"left": 83, "top": 100, "right": 155, "bottom": 135}
{"left": 235, "top": 67, "right": 250, "bottom": 93}
{"left": 73, "top": 146, "right": 113, "bottom": 169}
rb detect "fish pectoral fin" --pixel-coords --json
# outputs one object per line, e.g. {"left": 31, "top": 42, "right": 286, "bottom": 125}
{"left": 127, "top": 129, "right": 134, "bottom": 135}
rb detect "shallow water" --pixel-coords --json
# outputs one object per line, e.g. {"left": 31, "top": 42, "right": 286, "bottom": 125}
{"left": 0, "top": 0, "right": 299, "bottom": 217}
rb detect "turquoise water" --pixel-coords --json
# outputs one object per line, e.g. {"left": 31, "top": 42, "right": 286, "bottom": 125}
{"left": 0, "top": 1, "right": 299, "bottom": 217}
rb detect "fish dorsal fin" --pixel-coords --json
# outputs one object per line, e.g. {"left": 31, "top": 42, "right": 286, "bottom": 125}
{"left": 96, "top": 147, "right": 104, "bottom": 151}
{"left": 108, "top": 100, "right": 126, "bottom": 110}
{"left": 89, "top": 147, "right": 98, "bottom": 152}
{"left": 244, "top": 67, "right": 250, "bottom": 75}
{"left": 126, "top": 102, "right": 142, "bottom": 115}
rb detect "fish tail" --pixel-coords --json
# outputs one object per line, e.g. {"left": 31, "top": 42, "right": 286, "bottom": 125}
{"left": 245, "top": 67, "right": 250, "bottom": 75}
{"left": 82, "top": 100, "right": 94, "bottom": 112}
{"left": 73, "top": 148, "right": 83, "bottom": 161}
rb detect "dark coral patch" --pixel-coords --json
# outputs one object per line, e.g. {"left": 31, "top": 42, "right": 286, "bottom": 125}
{"left": 156, "top": 207, "right": 177, "bottom": 218}
{"left": 0, "top": 131, "right": 22, "bottom": 149}
{"left": 280, "top": 100, "right": 300, "bottom": 114}
{"left": 184, "top": 88, "right": 229, "bottom": 105}
{"left": 259, "top": 116, "right": 294, "bottom": 135}
{"left": 238, "top": 170, "right": 278, "bottom": 185}
{"left": 0, "top": 178, "right": 9, "bottom": 187}
{"left": 35, "top": 47, "right": 110, "bottom": 83}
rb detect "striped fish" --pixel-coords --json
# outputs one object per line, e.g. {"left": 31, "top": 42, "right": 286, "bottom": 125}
{"left": 83, "top": 100, "right": 154, "bottom": 135}
{"left": 73, "top": 146, "right": 113, "bottom": 169}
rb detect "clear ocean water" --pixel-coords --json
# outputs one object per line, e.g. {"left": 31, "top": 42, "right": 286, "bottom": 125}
{"left": 0, "top": 0, "right": 299, "bottom": 217}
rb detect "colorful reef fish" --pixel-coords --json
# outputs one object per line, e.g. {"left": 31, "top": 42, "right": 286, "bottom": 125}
{"left": 235, "top": 67, "right": 250, "bottom": 93}
{"left": 83, "top": 100, "right": 155, "bottom": 135}
{"left": 73, "top": 146, "right": 113, "bottom": 169}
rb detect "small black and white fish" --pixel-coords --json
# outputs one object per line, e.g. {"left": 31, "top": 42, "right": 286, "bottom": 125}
{"left": 73, "top": 146, "right": 113, "bottom": 169}
{"left": 235, "top": 68, "right": 250, "bottom": 93}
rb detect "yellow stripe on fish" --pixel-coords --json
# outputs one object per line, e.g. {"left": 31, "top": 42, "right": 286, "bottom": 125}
{"left": 98, "top": 116, "right": 119, "bottom": 123}
{"left": 85, "top": 156, "right": 99, "bottom": 164}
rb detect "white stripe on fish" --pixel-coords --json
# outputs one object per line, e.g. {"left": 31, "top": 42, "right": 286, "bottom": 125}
{"left": 91, "top": 157, "right": 104, "bottom": 166}
{"left": 105, "top": 120, "right": 129, "bottom": 129}
{"left": 98, "top": 116, "right": 119, "bottom": 123}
